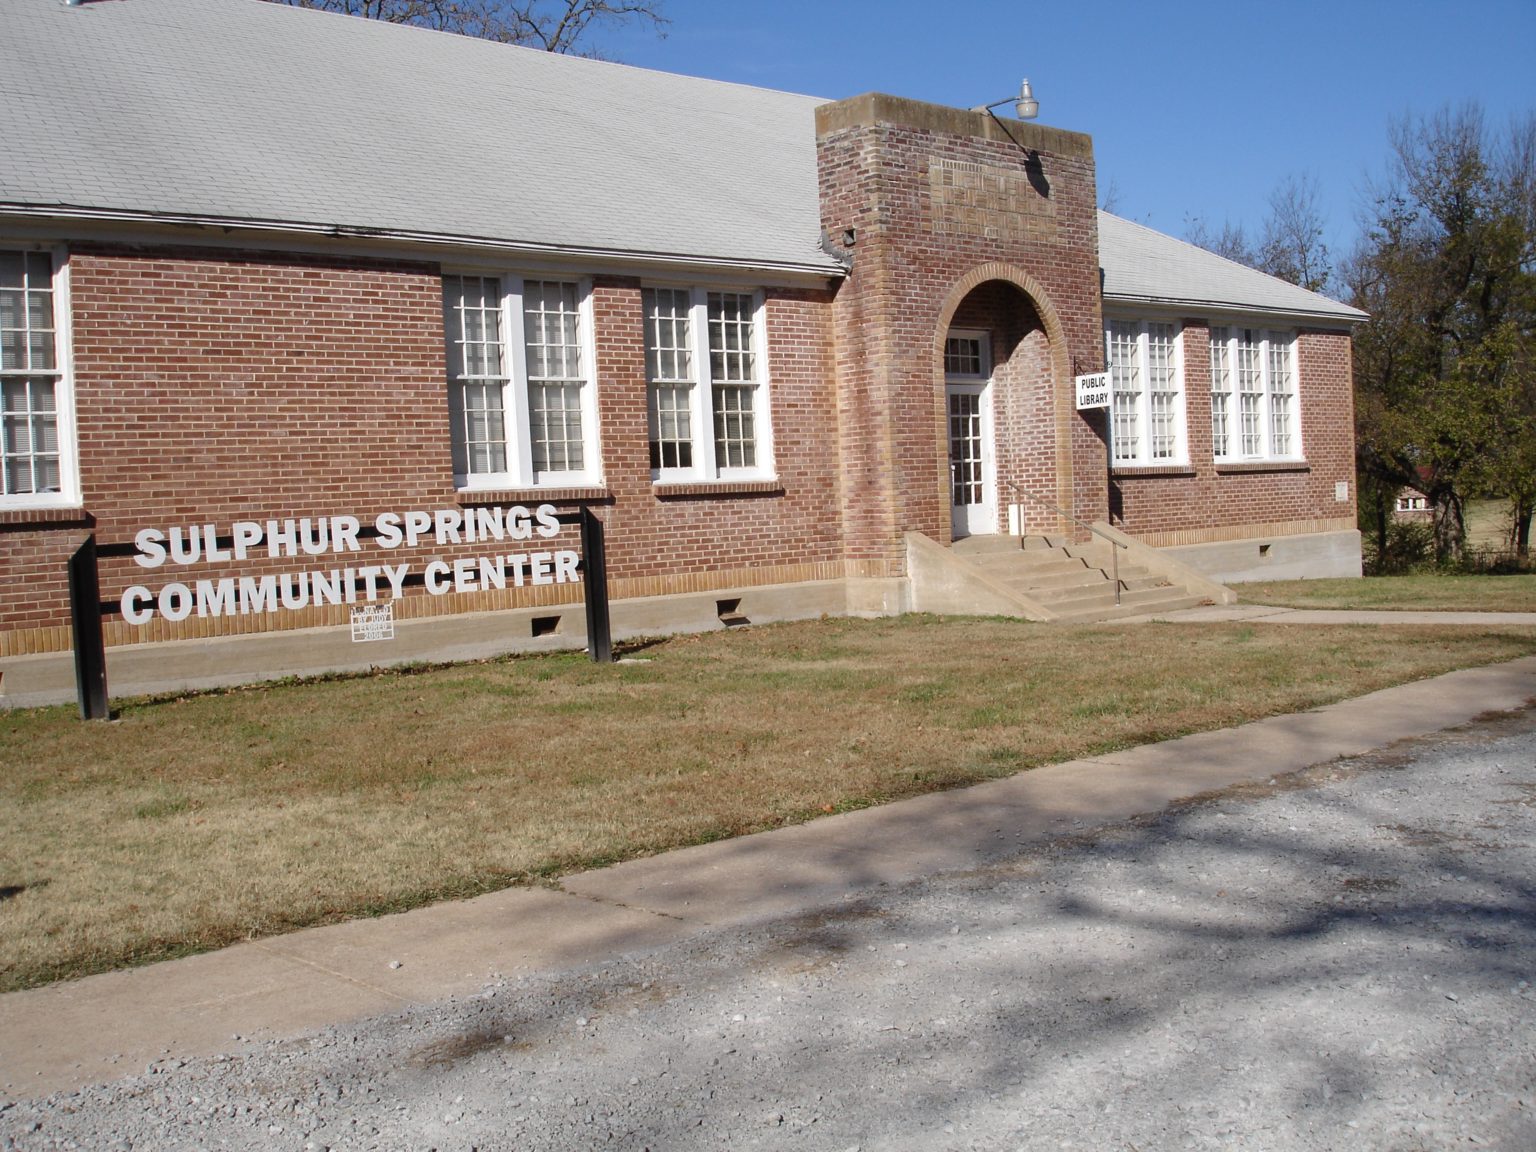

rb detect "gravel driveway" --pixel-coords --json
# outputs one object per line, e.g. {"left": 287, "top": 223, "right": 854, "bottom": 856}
{"left": 4, "top": 708, "right": 1534, "bottom": 1151}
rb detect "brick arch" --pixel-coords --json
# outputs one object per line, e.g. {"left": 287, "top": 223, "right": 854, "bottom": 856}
{"left": 931, "top": 263, "right": 1077, "bottom": 539}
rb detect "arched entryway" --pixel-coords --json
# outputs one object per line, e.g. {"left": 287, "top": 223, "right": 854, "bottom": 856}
{"left": 933, "top": 265, "right": 1074, "bottom": 540}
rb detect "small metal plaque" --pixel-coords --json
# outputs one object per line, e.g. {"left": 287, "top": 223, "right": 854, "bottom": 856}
{"left": 350, "top": 603, "right": 395, "bottom": 642}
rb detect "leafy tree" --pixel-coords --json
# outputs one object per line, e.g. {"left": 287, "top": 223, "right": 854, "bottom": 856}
{"left": 1346, "top": 105, "right": 1536, "bottom": 563}
{"left": 267, "top": 0, "right": 667, "bottom": 55}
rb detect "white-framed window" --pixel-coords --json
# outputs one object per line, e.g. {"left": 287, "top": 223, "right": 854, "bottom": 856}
{"left": 1, "top": 247, "right": 77, "bottom": 508}
{"left": 1209, "top": 326, "right": 1300, "bottom": 461}
{"left": 643, "top": 285, "right": 773, "bottom": 482}
{"left": 1106, "top": 318, "right": 1185, "bottom": 466}
{"left": 443, "top": 273, "right": 600, "bottom": 489}
{"left": 1396, "top": 493, "right": 1428, "bottom": 513}
{"left": 944, "top": 333, "right": 986, "bottom": 377}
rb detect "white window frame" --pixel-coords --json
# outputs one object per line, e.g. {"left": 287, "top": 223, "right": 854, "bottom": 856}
{"left": 1105, "top": 317, "right": 1186, "bottom": 467}
{"left": 1208, "top": 325, "right": 1301, "bottom": 463}
{"left": 0, "top": 244, "right": 79, "bottom": 510}
{"left": 644, "top": 284, "right": 774, "bottom": 484}
{"left": 443, "top": 273, "right": 601, "bottom": 491}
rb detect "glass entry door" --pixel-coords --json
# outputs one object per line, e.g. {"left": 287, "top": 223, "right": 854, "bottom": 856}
{"left": 945, "top": 331, "right": 995, "bottom": 538}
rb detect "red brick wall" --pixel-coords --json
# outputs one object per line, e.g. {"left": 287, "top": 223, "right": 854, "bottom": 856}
{"left": 591, "top": 280, "right": 845, "bottom": 582}
{"left": 1, "top": 245, "right": 456, "bottom": 649}
{"left": 1108, "top": 323, "right": 1357, "bottom": 539}
{"left": 0, "top": 248, "right": 845, "bottom": 650}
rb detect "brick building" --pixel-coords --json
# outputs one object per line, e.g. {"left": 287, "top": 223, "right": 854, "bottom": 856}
{"left": 0, "top": 0, "right": 1363, "bottom": 668}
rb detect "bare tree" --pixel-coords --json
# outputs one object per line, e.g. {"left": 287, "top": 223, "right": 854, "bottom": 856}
{"left": 1257, "top": 174, "right": 1331, "bottom": 294}
{"left": 268, "top": 0, "right": 667, "bottom": 55}
{"left": 1182, "top": 214, "right": 1257, "bottom": 267}
{"left": 1185, "top": 176, "right": 1332, "bottom": 295}
{"left": 1098, "top": 177, "right": 1123, "bottom": 215}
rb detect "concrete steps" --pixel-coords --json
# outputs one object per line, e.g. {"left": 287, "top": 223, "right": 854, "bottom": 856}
{"left": 950, "top": 534, "right": 1212, "bottom": 622}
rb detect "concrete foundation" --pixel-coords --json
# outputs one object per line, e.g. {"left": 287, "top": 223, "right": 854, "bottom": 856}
{"left": 0, "top": 578, "right": 879, "bottom": 709}
{"left": 1164, "top": 529, "right": 1363, "bottom": 583}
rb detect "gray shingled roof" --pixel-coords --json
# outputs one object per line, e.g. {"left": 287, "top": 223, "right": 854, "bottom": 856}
{"left": 0, "top": 0, "right": 840, "bottom": 275}
{"left": 1, "top": 0, "right": 1368, "bottom": 316}
{"left": 1098, "top": 211, "right": 1365, "bottom": 324}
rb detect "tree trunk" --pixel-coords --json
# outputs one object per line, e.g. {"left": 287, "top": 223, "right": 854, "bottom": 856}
{"left": 1374, "top": 491, "right": 1390, "bottom": 558}
{"left": 1432, "top": 490, "right": 1466, "bottom": 564}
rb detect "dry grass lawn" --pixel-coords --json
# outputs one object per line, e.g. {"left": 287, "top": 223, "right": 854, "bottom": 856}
{"left": 3, "top": 615, "right": 1535, "bottom": 991}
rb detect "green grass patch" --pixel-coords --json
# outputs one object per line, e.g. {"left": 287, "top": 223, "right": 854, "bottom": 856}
{"left": 1240, "top": 573, "right": 1536, "bottom": 612}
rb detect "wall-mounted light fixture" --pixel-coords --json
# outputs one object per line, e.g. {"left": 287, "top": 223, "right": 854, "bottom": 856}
{"left": 973, "top": 79, "right": 1039, "bottom": 121}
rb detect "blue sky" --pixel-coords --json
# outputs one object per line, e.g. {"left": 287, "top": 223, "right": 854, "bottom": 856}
{"left": 602, "top": 0, "right": 1536, "bottom": 263}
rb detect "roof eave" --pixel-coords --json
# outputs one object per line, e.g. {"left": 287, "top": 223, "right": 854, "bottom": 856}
{"left": 1102, "top": 290, "right": 1368, "bottom": 327}
{"left": 0, "top": 202, "right": 847, "bottom": 284}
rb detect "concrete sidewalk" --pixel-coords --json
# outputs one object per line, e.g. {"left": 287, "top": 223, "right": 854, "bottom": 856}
{"left": 3, "top": 655, "right": 1533, "bottom": 1099}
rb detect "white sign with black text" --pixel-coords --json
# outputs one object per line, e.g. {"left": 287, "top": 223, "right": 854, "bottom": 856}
{"left": 1075, "top": 372, "right": 1111, "bottom": 410}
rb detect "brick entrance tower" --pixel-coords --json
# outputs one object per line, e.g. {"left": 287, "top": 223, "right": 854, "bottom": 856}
{"left": 815, "top": 94, "right": 1109, "bottom": 568}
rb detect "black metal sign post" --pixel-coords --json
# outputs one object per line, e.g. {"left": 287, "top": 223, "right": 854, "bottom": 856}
{"left": 68, "top": 535, "right": 110, "bottom": 720}
{"left": 579, "top": 506, "right": 613, "bottom": 663}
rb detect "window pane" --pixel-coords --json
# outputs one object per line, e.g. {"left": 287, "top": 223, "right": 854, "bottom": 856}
{"left": 1209, "top": 328, "right": 1231, "bottom": 457}
{"left": 1237, "top": 328, "right": 1264, "bottom": 456}
{"left": 708, "top": 294, "right": 758, "bottom": 467}
{"left": 644, "top": 288, "right": 693, "bottom": 383}
{"left": 649, "top": 381, "right": 693, "bottom": 470}
{"left": 949, "top": 391, "right": 983, "bottom": 503}
{"left": 459, "top": 379, "right": 507, "bottom": 476}
{"left": 0, "top": 377, "right": 61, "bottom": 495}
{"left": 524, "top": 281, "right": 582, "bottom": 382}
{"left": 945, "top": 336, "right": 983, "bottom": 376}
{"left": 1108, "top": 321, "right": 1141, "bottom": 463}
{"left": 1267, "top": 332, "right": 1294, "bottom": 456}
{"left": 708, "top": 292, "right": 755, "bottom": 383}
{"left": 443, "top": 276, "right": 511, "bottom": 478}
{"left": 530, "top": 381, "right": 584, "bottom": 473}
{"left": 444, "top": 275, "right": 505, "bottom": 380}
{"left": 0, "top": 252, "right": 55, "bottom": 375}
{"left": 1146, "top": 323, "right": 1177, "bottom": 460}
{"left": 28, "top": 330, "right": 54, "bottom": 372}
{"left": 714, "top": 383, "right": 756, "bottom": 469}
{"left": 645, "top": 289, "right": 696, "bottom": 470}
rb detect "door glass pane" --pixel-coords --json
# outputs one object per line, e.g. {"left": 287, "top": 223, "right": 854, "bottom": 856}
{"left": 949, "top": 391, "right": 983, "bottom": 505}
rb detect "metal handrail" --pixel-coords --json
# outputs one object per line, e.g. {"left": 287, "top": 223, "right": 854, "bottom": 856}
{"left": 1005, "top": 481, "right": 1126, "bottom": 605}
